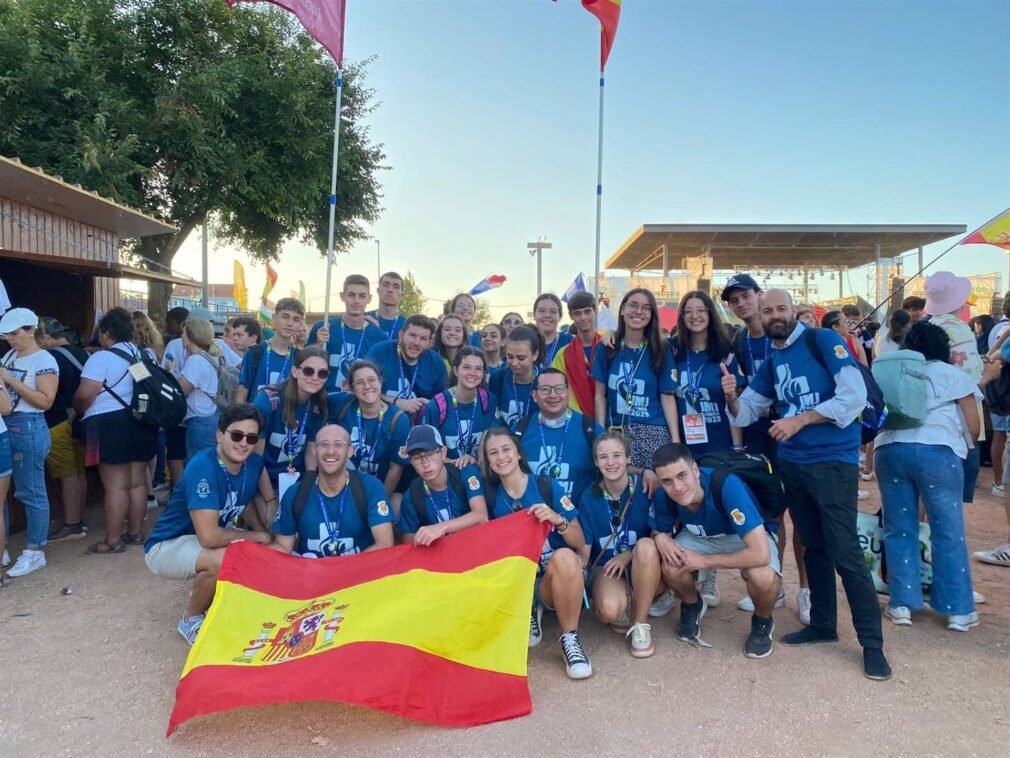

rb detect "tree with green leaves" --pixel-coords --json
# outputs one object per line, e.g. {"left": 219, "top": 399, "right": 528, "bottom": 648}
{"left": 0, "top": 0, "right": 385, "bottom": 321}
{"left": 472, "top": 298, "right": 493, "bottom": 330}
{"left": 399, "top": 272, "right": 428, "bottom": 318}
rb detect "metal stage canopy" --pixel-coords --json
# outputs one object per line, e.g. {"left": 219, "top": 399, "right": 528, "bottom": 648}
{"left": 606, "top": 224, "right": 967, "bottom": 272}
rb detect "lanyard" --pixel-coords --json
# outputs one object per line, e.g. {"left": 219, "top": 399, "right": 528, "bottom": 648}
{"left": 511, "top": 368, "right": 537, "bottom": 420}
{"left": 341, "top": 320, "right": 368, "bottom": 363}
{"left": 537, "top": 411, "right": 571, "bottom": 478}
{"left": 605, "top": 474, "right": 636, "bottom": 553}
{"left": 385, "top": 315, "right": 404, "bottom": 341}
{"left": 396, "top": 346, "right": 419, "bottom": 399}
{"left": 746, "top": 336, "right": 769, "bottom": 379}
{"left": 264, "top": 348, "right": 294, "bottom": 384}
{"left": 355, "top": 406, "right": 386, "bottom": 466}
{"left": 217, "top": 459, "right": 248, "bottom": 524}
{"left": 451, "top": 389, "right": 478, "bottom": 456}
{"left": 422, "top": 479, "right": 454, "bottom": 523}
{"left": 683, "top": 349, "right": 708, "bottom": 410}
{"left": 543, "top": 335, "right": 562, "bottom": 367}
{"left": 615, "top": 341, "right": 647, "bottom": 426}
{"left": 315, "top": 478, "right": 350, "bottom": 550}
{"left": 284, "top": 403, "right": 312, "bottom": 469}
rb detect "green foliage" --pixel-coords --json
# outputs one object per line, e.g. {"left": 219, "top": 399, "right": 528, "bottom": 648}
{"left": 399, "top": 272, "right": 428, "bottom": 318}
{"left": 472, "top": 298, "right": 493, "bottom": 330}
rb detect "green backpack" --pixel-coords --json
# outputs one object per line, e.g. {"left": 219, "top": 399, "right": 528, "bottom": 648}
{"left": 871, "top": 350, "right": 933, "bottom": 429}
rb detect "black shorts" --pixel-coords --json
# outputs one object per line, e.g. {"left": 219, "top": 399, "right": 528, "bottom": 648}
{"left": 84, "top": 409, "right": 159, "bottom": 466}
{"left": 166, "top": 424, "right": 187, "bottom": 461}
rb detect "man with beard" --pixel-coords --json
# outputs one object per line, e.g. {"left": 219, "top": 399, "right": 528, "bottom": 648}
{"left": 722, "top": 289, "right": 890, "bottom": 681}
{"left": 365, "top": 315, "right": 447, "bottom": 416}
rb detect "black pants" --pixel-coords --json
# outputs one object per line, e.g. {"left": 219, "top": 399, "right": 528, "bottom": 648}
{"left": 777, "top": 459, "right": 883, "bottom": 649}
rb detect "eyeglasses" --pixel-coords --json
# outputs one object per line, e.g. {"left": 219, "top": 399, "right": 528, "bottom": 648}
{"left": 225, "top": 430, "right": 259, "bottom": 445}
{"left": 502, "top": 318, "right": 522, "bottom": 326}
{"left": 409, "top": 450, "right": 440, "bottom": 464}
{"left": 682, "top": 308, "right": 709, "bottom": 317}
{"left": 299, "top": 366, "right": 331, "bottom": 380}
{"left": 536, "top": 384, "right": 568, "bottom": 395}
{"left": 624, "top": 303, "right": 651, "bottom": 313}
{"left": 316, "top": 440, "right": 350, "bottom": 451}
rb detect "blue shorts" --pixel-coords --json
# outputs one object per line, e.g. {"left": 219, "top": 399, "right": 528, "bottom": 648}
{"left": 0, "top": 430, "right": 11, "bottom": 478}
{"left": 992, "top": 413, "right": 1010, "bottom": 433}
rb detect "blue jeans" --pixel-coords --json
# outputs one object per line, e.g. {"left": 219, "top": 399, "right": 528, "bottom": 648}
{"left": 185, "top": 413, "right": 220, "bottom": 461}
{"left": 875, "top": 442, "right": 975, "bottom": 616}
{"left": 5, "top": 414, "right": 52, "bottom": 549}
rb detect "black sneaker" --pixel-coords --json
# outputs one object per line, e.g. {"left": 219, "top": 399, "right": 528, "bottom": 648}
{"left": 48, "top": 522, "right": 88, "bottom": 542}
{"left": 529, "top": 604, "right": 543, "bottom": 648}
{"left": 744, "top": 615, "right": 775, "bottom": 659}
{"left": 559, "top": 630, "right": 592, "bottom": 679}
{"left": 863, "top": 648, "right": 892, "bottom": 681}
{"left": 780, "top": 626, "right": 838, "bottom": 646}
{"left": 676, "top": 596, "right": 707, "bottom": 642}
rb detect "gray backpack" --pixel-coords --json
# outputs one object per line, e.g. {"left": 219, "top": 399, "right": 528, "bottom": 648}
{"left": 198, "top": 352, "right": 240, "bottom": 410}
{"left": 871, "top": 349, "right": 933, "bottom": 429}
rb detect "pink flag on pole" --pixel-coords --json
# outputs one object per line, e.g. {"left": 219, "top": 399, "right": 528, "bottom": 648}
{"left": 226, "top": 0, "right": 347, "bottom": 67}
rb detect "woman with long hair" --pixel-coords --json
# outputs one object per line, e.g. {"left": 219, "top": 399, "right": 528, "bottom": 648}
{"left": 480, "top": 426, "right": 591, "bottom": 679}
{"left": 253, "top": 346, "right": 329, "bottom": 494}
{"left": 423, "top": 347, "right": 498, "bottom": 465}
{"left": 875, "top": 309, "right": 911, "bottom": 357}
{"left": 500, "top": 312, "right": 524, "bottom": 338}
{"left": 822, "top": 310, "right": 869, "bottom": 367}
{"left": 672, "top": 290, "right": 744, "bottom": 455}
{"left": 591, "top": 288, "right": 679, "bottom": 475}
{"left": 577, "top": 431, "right": 658, "bottom": 657}
{"left": 449, "top": 293, "right": 482, "bottom": 347}
{"left": 489, "top": 325, "right": 544, "bottom": 430}
{"left": 479, "top": 322, "right": 506, "bottom": 372}
{"left": 174, "top": 318, "right": 223, "bottom": 459}
{"left": 131, "top": 311, "right": 164, "bottom": 362}
{"left": 434, "top": 314, "right": 469, "bottom": 377}
{"left": 534, "top": 293, "right": 573, "bottom": 368}
{"left": 330, "top": 360, "right": 410, "bottom": 497}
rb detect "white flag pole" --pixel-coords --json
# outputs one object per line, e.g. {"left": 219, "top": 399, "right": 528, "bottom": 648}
{"left": 592, "top": 70, "right": 605, "bottom": 301}
{"left": 322, "top": 70, "right": 344, "bottom": 325}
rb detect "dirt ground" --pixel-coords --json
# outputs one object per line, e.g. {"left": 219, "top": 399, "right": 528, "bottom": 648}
{"left": 2, "top": 477, "right": 1009, "bottom": 758}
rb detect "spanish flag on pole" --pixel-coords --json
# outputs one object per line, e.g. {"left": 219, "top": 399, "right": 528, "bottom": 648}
{"left": 961, "top": 208, "right": 1010, "bottom": 251}
{"left": 582, "top": 0, "right": 622, "bottom": 70}
{"left": 167, "top": 514, "right": 549, "bottom": 735}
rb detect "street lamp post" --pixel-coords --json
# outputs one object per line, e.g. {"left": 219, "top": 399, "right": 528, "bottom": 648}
{"left": 527, "top": 235, "right": 552, "bottom": 296}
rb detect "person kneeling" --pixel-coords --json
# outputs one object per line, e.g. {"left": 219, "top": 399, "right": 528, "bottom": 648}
{"left": 650, "top": 443, "right": 782, "bottom": 659}
{"left": 398, "top": 425, "right": 488, "bottom": 545}
{"left": 145, "top": 403, "right": 276, "bottom": 646}
{"left": 272, "top": 425, "right": 395, "bottom": 557}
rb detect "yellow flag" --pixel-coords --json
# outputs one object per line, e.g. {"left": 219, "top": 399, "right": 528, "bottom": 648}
{"left": 233, "top": 260, "right": 247, "bottom": 310}
{"left": 962, "top": 208, "right": 1010, "bottom": 251}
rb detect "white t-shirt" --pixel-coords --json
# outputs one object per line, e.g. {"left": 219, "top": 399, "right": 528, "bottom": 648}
{"left": 988, "top": 318, "right": 1008, "bottom": 351}
{"left": 874, "top": 332, "right": 902, "bottom": 358}
{"left": 162, "top": 337, "right": 239, "bottom": 370}
{"left": 80, "top": 342, "right": 142, "bottom": 418}
{"left": 1, "top": 348, "right": 59, "bottom": 414}
{"left": 875, "top": 361, "right": 982, "bottom": 459}
{"left": 181, "top": 352, "right": 220, "bottom": 420}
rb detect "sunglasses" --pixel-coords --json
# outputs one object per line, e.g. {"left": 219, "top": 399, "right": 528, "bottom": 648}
{"left": 225, "top": 430, "right": 259, "bottom": 445}
{"left": 299, "top": 366, "right": 330, "bottom": 380}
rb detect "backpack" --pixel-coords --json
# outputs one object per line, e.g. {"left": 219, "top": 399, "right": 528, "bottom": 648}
{"left": 408, "top": 465, "right": 471, "bottom": 528}
{"left": 696, "top": 450, "right": 788, "bottom": 521}
{"left": 334, "top": 398, "right": 406, "bottom": 434}
{"left": 483, "top": 474, "right": 555, "bottom": 516}
{"left": 985, "top": 361, "right": 1010, "bottom": 415}
{"left": 434, "top": 389, "right": 490, "bottom": 426}
{"left": 197, "top": 351, "right": 241, "bottom": 411}
{"left": 52, "top": 346, "right": 86, "bottom": 438}
{"left": 515, "top": 410, "right": 596, "bottom": 452}
{"left": 871, "top": 350, "right": 934, "bottom": 429}
{"left": 105, "top": 347, "right": 186, "bottom": 428}
{"left": 291, "top": 470, "right": 369, "bottom": 524}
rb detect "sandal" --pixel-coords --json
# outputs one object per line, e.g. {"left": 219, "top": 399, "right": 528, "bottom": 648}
{"left": 860, "top": 471, "right": 876, "bottom": 482}
{"left": 86, "top": 540, "right": 126, "bottom": 555}
{"left": 0, "top": 575, "right": 11, "bottom": 589}
{"left": 122, "top": 532, "right": 146, "bottom": 545}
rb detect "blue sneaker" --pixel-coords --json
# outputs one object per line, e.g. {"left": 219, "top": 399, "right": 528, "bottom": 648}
{"left": 178, "top": 614, "right": 205, "bottom": 646}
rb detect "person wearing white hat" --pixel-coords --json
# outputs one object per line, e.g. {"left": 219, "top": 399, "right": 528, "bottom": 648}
{"left": 0, "top": 307, "right": 59, "bottom": 577}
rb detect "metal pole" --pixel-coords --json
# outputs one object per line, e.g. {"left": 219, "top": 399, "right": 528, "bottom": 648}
{"left": 917, "top": 245, "right": 923, "bottom": 273}
{"left": 375, "top": 239, "right": 381, "bottom": 285}
{"left": 537, "top": 245, "right": 543, "bottom": 296}
{"left": 592, "top": 71, "right": 605, "bottom": 300}
{"left": 839, "top": 267, "right": 843, "bottom": 298}
{"left": 322, "top": 70, "right": 344, "bottom": 326}
{"left": 201, "top": 222, "right": 209, "bottom": 308}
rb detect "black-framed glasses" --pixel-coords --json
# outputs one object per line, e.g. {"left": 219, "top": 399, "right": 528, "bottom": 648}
{"left": 536, "top": 384, "right": 568, "bottom": 395}
{"left": 299, "top": 366, "right": 330, "bottom": 380}
{"left": 225, "top": 430, "right": 259, "bottom": 445}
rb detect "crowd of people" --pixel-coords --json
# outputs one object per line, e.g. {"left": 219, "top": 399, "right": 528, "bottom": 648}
{"left": 0, "top": 268, "right": 1004, "bottom": 685}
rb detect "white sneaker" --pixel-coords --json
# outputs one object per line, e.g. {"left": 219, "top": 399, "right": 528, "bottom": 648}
{"left": 948, "top": 612, "right": 979, "bottom": 632}
{"left": 737, "top": 592, "right": 785, "bottom": 612}
{"left": 796, "top": 588, "right": 812, "bottom": 625}
{"left": 700, "top": 570, "right": 720, "bottom": 607}
{"left": 992, "top": 485, "right": 1005, "bottom": 497}
{"left": 626, "top": 623, "right": 654, "bottom": 658}
{"left": 6, "top": 550, "right": 46, "bottom": 577}
{"left": 885, "top": 605, "right": 912, "bottom": 626}
{"left": 559, "top": 630, "right": 592, "bottom": 679}
{"left": 857, "top": 489, "right": 870, "bottom": 501}
{"left": 529, "top": 604, "right": 544, "bottom": 648}
{"left": 648, "top": 589, "right": 676, "bottom": 618}
{"left": 609, "top": 609, "right": 631, "bottom": 634}
{"left": 973, "top": 590, "right": 987, "bottom": 605}
{"left": 1, "top": 549, "right": 9, "bottom": 568}
{"left": 973, "top": 543, "right": 1010, "bottom": 567}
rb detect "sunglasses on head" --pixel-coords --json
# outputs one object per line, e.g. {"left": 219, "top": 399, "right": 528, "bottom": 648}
{"left": 299, "top": 366, "right": 330, "bottom": 380}
{"left": 225, "top": 430, "right": 259, "bottom": 445}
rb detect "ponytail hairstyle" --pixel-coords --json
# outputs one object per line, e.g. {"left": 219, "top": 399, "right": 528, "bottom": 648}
{"left": 183, "top": 318, "right": 219, "bottom": 359}
{"left": 505, "top": 325, "right": 545, "bottom": 371}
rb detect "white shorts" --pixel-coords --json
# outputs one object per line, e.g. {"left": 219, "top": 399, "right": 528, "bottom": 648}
{"left": 145, "top": 535, "right": 203, "bottom": 580}
{"left": 675, "top": 529, "right": 782, "bottom": 576}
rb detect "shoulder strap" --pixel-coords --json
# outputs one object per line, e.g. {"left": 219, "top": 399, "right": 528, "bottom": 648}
{"left": 336, "top": 396, "right": 356, "bottom": 423}
{"left": 484, "top": 480, "right": 498, "bottom": 514}
{"left": 409, "top": 478, "right": 429, "bottom": 528}
{"left": 107, "top": 346, "right": 136, "bottom": 364}
{"left": 388, "top": 407, "right": 405, "bottom": 433}
{"left": 292, "top": 471, "right": 318, "bottom": 522}
{"left": 263, "top": 385, "right": 282, "bottom": 412}
{"left": 249, "top": 344, "right": 265, "bottom": 375}
{"left": 733, "top": 330, "right": 747, "bottom": 374}
{"left": 580, "top": 412, "right": 595, "bottom": 450}
{"left": 445, "top": 465, "right": 469, "bottom": 504}
{"left": 477, "top": 387, "right": 489, "bottom": 413}
{"left": 709, "top": 468, "right": 729, "bottom": 517}
{"left": 536, "top": 474, "right": 554, "bottom": 507}
{"left": 52, "top": 346, "right": 84, "bottom": 372}
{"left": 348, "top": 470, "right": 369, "bottom": 524}
{"left": 515, "top": 414, "right": 533, "bottom": 439}
{"left": 805, "top": 328, "right": 829, "bottom": 372}
{"left": 435, "top": 392, "right": 449, "bottom": 425}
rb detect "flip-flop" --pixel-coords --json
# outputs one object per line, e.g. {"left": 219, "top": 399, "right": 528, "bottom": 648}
{"left": 122, "top": 532, "right": 146, "bottom": 545}
{"left": 86, "top": 540, "right": 126, "bottom": 555}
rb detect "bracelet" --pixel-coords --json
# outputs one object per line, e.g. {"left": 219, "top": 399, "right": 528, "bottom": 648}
{"left": 555, "top": 520, "right": 569, "bottom": 534}
{"left": 265, "top": 497, "right": 278, "bottom": 504}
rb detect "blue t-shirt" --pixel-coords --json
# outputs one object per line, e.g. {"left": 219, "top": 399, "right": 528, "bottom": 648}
{"left": 469, "top": 331, "right": 482, "bottom": 347}
{"left": 365, "top": 310, "right": 407, "bottom": 342}
{"left": 332, "top": 400, "right": 410, "bottom": 482}
{"left": 748, "top": 327, "right": 860, "bottom": 464}
{"left": 364, "top": 340, "right": 448, "bottom": 400}
{"left": 398, "top": 464, "right": 485, "bottom": 534}
{"left": 252, "top": 390, "right": 326, "bottom": 480}
{"left": 649, "top": 468, "right": 765, "bottom": 539}
{"left": 673, "top": 346, "right": 745, "bottom": 456}
{"left": 541, "top": 332, "right": 574, "bottom": 368}
{"left": 591, "top": 343, "right": 677, "bottom": 427}
{"left": 519, "top": 411, "right": 604, "bottom": 502}
{"left": 238, "top": 345, "right": 296, "bottom": 397}
{"left": 578, "top": 477, "right": 653, "bottom": 563}
{"left": 308, "top": 316, "right": 388, "bottom": 391}
{"left": 489, "top": 369, "right": 538, "bottom": 430}
{"left": 422, "top": 389, "right": 500, "bottom": 460}
{"left": 273, "top": 471, "right": 393, "bottom": 557}
{"left": 488, "top": 475, "right": 579, "bottom": 574}
{"left": 145, "top": 449, "right": 265, "bottom": 552}
{"left": 739, "top": 334, "right": 773, "bottom": 383}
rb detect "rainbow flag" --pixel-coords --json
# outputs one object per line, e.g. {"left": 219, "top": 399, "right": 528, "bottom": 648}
{"left": 469, "top": 274, "right": 507, "bottom": 296}
{"left": 961, "top": 208, "right": 1010, "bottom": 252}
{"left": 166, "top": 514, "right": 548, "bottom": 735}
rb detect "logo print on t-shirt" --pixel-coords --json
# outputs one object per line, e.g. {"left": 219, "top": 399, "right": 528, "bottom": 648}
{"left": 610, "top": 363, "right": 647, "bottom": 418}
{"left": 306, "top": 524, "right": 357, "bottom": 557}
{"left": 774, "top": 364, "right": 819, "bottom": 416}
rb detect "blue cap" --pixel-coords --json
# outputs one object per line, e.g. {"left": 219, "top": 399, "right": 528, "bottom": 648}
{"left": 187, "top": 306, "right": 214, "bottom": 321}
{"left": 405, "top": 424, "right": 444, "bottom": 454}
{"left": 720, "top": 274, "right": 761, "bottom": 301}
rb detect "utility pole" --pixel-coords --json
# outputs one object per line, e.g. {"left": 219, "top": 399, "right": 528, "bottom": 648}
{"left": 527, "top": 235, "right": 552, "bottom": 296}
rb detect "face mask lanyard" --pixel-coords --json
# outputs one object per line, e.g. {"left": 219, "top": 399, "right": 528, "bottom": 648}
{"left": 451, "top": 388, "right": 478, "bottom": 457}
{"left": 537, "top": 410, "right": 572, "bottom": 478}
{"left": 396, "top": 345, "right": 419, "bottom": 399}
{"left": 284, "top": 402, "right": 312, "bottom": 472}
{"left": 315, "top": 476, "right": 350, "bottom": 552}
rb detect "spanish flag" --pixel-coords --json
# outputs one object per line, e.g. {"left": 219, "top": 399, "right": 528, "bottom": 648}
{"left": 582, "top": 0, "right": 622, "bottom": 71}
{"left": 167, "top": 514, "right": 549, "bottom": 735}
{"left": 961, "top": 208, "right": 1010, "bottom": 252}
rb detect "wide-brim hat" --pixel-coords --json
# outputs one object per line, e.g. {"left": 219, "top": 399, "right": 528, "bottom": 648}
{"left": 924, "top": 271, "right": 971, "bottom": 315}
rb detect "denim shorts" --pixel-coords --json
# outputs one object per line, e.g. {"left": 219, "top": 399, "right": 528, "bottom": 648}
{"left": 0, "top": 430, "right": 11, "bottom": 478}
{"left": 675, "top": 528, "right": 783, "bottom": 576}
{"left": 992, "top": 413, "right": 1010, "bottom": 433}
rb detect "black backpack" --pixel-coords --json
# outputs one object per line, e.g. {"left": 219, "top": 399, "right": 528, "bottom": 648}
{"left": 696, "top": 450, "right": 788, "bottom": 521}
{"left": 105, "top": 347, "right": 186, "bottom": 428}
{"left": 483, "top": 474, "right": 555, "bottom": 515}
{"left": 984, "top": 363, "right": 1010, "bottom": 415}
{"left": 515, "top": 411, "right": 596, "bottom": 451}
{"left": 291, "top": 470, "right": 370, "bottom": 524}
{"left": 407, "top": 466, "right": 471, "bottom": 528}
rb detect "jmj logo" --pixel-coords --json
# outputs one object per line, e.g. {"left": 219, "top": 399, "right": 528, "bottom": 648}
{"left": 775, "top": 364, "right": 820, "bottom": 416}
{"left": 306, "top": 523, "right": 358, "bottom": 557}
{"left": 610, "top": 366, "right": 647, "bottom": 418}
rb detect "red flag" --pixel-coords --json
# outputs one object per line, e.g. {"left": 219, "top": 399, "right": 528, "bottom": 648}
{"left": 226, "top": 0, "right": 347, "bottom": 68}
{"left": 582, "top": 0, "right": 622, "bottom": 70}
{"left": 960, "top": 208, "right": 1010, "bottom": 252}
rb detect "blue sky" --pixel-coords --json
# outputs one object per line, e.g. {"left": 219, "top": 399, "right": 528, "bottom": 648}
{"left": 171, "top": 0, "right": 1010, "bottom": 315}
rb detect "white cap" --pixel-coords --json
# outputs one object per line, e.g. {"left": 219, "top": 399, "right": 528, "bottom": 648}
{"left": 0, "top": 307, "right": 39, "bottom": 335}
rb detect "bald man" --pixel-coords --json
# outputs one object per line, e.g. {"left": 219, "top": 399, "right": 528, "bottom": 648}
{"left": 722, "top": 289, "right": 890, "bottom": 681}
